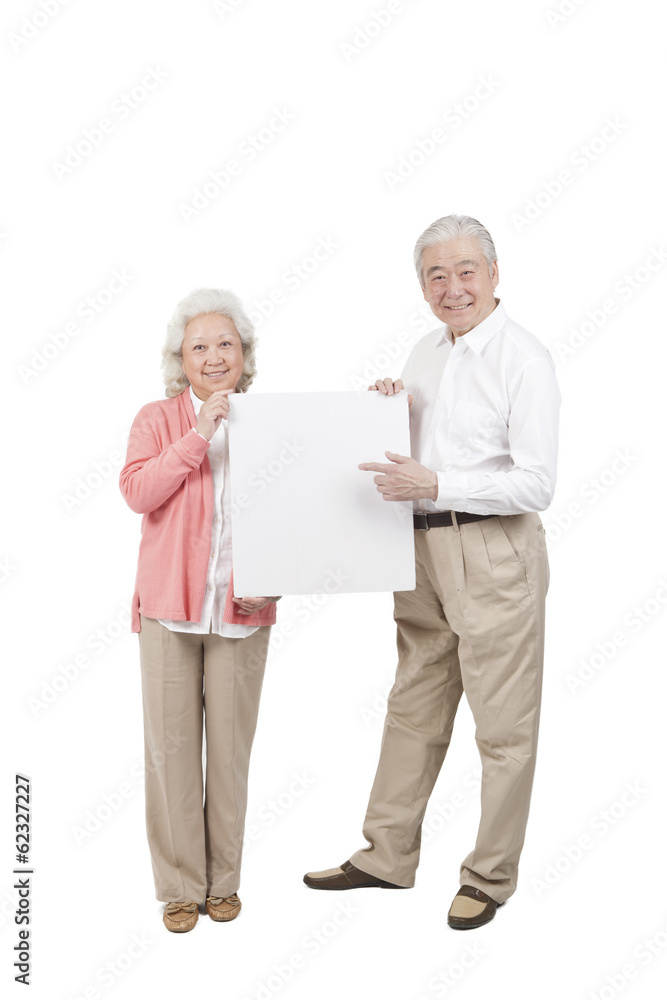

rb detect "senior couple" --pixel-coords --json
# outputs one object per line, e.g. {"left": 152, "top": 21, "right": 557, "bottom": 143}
{"left": 120, "top": 214, "right": 560, "bottom": 933}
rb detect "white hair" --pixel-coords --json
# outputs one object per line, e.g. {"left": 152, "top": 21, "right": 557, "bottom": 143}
{"left": 162, "top": 287, "right": 257, "bottom": 398}
{"left": 413, "top": 214, "right": 498, "bottom": 287}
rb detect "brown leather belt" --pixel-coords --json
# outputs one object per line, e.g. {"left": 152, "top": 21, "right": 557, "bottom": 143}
{"left": 413, "top": 511, "right": 497, "bottom": 530}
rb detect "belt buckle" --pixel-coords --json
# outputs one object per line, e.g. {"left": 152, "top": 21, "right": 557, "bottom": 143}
{"left": 414, "top": 511, "right": 430, "bottom": 531}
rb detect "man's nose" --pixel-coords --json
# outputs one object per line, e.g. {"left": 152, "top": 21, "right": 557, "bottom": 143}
{"left": 447, "top": 276, "right": 464, "bottom": 297}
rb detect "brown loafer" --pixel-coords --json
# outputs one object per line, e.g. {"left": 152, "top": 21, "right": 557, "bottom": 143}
{"left": 163, "top": 901, "right": 199, "bottom": 933}
{"left": 447, "top": 885, "right": 501, "bottom": 929}
{"left": 206, "top": 893, "right": 242, "bottom": 921}
{"left": 303, "top": 859, "right": 405, "bottom": 890}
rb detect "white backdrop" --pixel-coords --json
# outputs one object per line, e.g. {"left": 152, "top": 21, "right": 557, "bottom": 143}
{"left": 2, "top": 1, "right": 665, "bottom": 998}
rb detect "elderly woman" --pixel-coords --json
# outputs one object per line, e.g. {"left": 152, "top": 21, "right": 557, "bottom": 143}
{"left": 120, "top": 288, "right": 277, "bottom": 933}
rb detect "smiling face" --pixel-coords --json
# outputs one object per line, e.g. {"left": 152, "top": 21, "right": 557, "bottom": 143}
{"left": 180, "top": 312, "right": 246, "bottom": 400}
{"left": 421, "top": 237, "right": 499, "bottom": 336}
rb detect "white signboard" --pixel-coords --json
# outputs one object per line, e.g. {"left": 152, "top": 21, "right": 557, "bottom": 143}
{"left": 228, "top": 391, "right": 415, "bottom": 595}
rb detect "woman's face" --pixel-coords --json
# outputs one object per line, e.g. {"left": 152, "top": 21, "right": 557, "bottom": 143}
{"left": 180, "top": 313, "right": 246, "bottom": 400}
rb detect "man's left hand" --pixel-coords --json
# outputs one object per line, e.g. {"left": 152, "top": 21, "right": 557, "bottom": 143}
{"left": 359, "top": 451, "right": 438, "bottom": 502}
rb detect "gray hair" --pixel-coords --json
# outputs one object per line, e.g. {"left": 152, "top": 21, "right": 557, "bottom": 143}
{"left": 162, "top": 287, "right": 257, "bottom": 398}
{"left": 413, "top": 214, "right": 498, "bottom": 287}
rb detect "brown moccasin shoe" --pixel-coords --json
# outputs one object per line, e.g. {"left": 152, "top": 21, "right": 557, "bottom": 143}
{"left": 447, "top": 885, "right": 501, "bottom": 929}
{"left": 303, "top": 859, "right": 406, "bottom": 890}
{"left": 163, "top": 901, "right": 199, "bottom": 933}
{"left": 206, "top": 893, "right": 242, "bottom": 921}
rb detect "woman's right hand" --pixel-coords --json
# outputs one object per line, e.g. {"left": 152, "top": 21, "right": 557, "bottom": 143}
{"left": 196, "top": 390, "right": 234, "bottom": 440}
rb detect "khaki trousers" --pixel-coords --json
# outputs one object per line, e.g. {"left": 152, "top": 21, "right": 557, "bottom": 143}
{"left": 138, "top": 615, "right": 270, "bottom": 903}
{"left": 350, "top": 512, "right": 549, "bottom": 904}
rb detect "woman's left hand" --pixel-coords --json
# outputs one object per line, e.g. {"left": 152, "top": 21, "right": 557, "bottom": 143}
{"left": 235, "top": 596, "right": 277, "bottom": 615}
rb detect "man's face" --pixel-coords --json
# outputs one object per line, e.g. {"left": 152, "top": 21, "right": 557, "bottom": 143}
{"left": 421, "top": 237, "right": 499, "bottom": 336}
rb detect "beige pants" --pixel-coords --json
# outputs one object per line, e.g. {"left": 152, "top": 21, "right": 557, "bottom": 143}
{"left": 138, "top": 615, "right": 270, "bottom": 903}
{"left": 350, "top": 512, "right": 549, "bottom": 904}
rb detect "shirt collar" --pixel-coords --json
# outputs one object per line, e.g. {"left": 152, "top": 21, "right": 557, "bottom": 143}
{"left": 435, "top": 299, "right": 506, "bottom": 354}
{"left": 189, "top": 385, "right": 203, "bottom": 415}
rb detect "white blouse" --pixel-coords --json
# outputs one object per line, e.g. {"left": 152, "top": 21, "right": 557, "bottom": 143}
{"left": 158, "top": 388, "right": 258, "bottom": 639}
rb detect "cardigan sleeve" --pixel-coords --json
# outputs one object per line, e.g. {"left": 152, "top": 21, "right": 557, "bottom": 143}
{"left": 119, "top": 404, "right": 211, "bottom": 514}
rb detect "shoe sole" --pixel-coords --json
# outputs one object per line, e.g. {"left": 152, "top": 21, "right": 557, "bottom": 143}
{"left": 303, "top": 877, "right": 407, "bottom": 890}
{"left": 207, "top": 910, "right": 241, "bottom": 921}
{"left": 447, "top": 916, "right": 495, "bottom": 929}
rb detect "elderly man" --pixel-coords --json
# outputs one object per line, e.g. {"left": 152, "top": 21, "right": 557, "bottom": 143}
{"left": 304, "top": 214, "right": 560, "bottom": 929}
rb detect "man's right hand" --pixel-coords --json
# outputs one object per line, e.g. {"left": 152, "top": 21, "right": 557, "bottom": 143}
{"left": 195, "top": 389, "right": 234, "bottom": 440}
{"left": 368, "top": 378, "right": 413, "bottom": 410}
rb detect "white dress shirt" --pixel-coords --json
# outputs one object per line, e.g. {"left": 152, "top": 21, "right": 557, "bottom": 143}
{"left": 158, "top": 388, "right": 258, "bottom": 639}
{"left": 401, "top": 300, "right": 561, "bottom": 516}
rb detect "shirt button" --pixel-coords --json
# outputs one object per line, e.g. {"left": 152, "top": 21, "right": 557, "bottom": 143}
{"left": 207, "top": 584, "right": 214, "bottom": 592}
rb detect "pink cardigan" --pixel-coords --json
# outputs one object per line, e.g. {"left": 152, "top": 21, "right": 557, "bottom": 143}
{"left": 119, "top": 388, "right": 277, "bottom": 633}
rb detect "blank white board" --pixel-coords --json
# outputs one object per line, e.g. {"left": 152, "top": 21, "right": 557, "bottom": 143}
{"left": 228, "top": 391, "right": 415, "bottom": 595}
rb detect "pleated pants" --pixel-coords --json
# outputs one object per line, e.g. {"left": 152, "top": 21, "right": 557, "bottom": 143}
{"left": 138, "top": 615, "right": 270, "bottom": 903}
{"left": 350, "top": 512, "right": 549, "bottom": 903}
